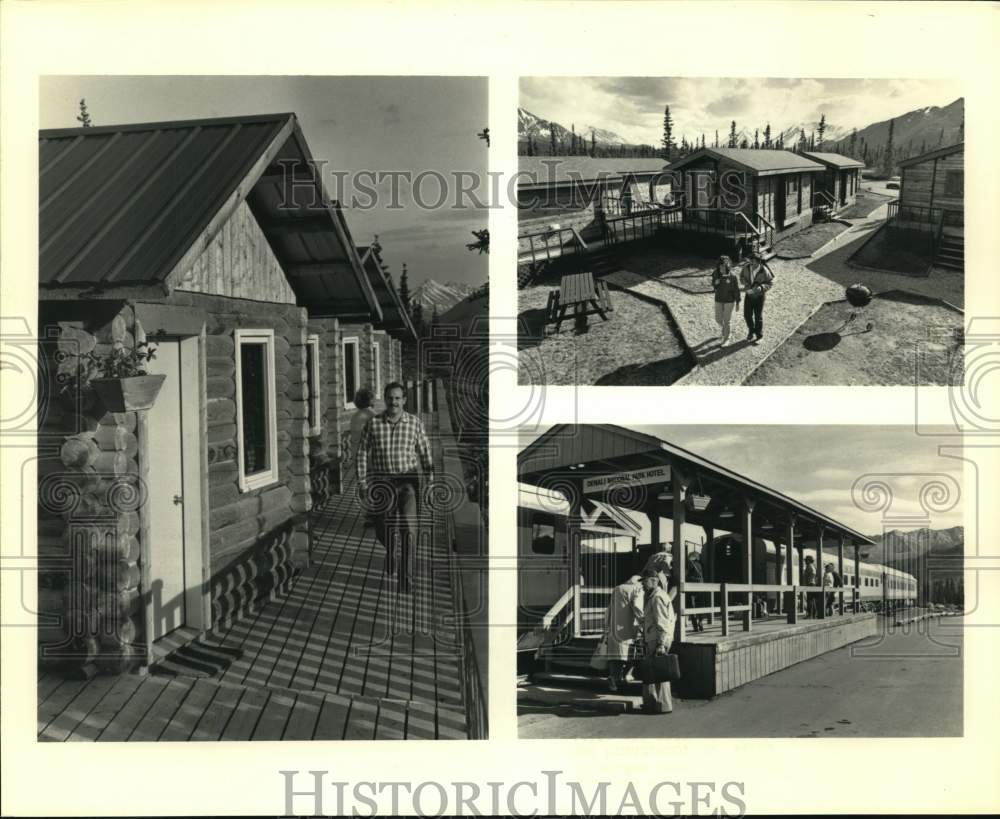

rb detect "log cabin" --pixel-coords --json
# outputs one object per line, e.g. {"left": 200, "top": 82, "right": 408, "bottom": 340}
{"left": 890, "top": 142, "right": 964, "bottom": 270}
{"left": 36, "top": 112, "right": 412, "bottom": 675}
{"left": 664, "top": 148, "right": 827, "bottom": 258}
{"left": 801, "top": 152, "right": 865, "bottom": 216}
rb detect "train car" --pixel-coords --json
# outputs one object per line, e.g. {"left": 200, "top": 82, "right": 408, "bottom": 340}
{"left": 707, "top": 533, "right": 918, "bottom": 610}
{"left": 517, "top": 484, "right": 919, "bottom": 635}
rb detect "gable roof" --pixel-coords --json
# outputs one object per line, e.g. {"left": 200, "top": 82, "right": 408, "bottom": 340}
{"left": 666, "top": 147, "right": 824, "bottom": 176}
{"left": 358, "top": 244, "right": 417, "bottom": 340}
{"left": 38, "top": 113, "right": 380, "bottom": 318}
{"left": 897, "top": 142, "right": 964, "bottom": 169}
{"left": 518, "top": 156, "right": 667, "bottom": 189}
{"left": 802, "top": 151, "right": 865, "bottom": 170}
{"left": 519, "top": 424, "right": 874, "bottom": 544}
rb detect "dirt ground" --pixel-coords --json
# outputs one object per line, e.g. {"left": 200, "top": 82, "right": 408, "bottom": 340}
{"left": 517, "top": 283, "right": 692, "bottom": 385}
{"left": 745, "top": 292, "right": 964, "bottom": 386}
{"left": 848, "top": 223, "right": 935, "bottom": 276}
{"left": 838, "top": 189, "right": 893, "bottom": 219}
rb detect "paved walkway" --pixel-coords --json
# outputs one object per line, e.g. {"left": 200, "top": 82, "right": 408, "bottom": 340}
{"left": 37, "top": 417, "right": 468, "bottom": 741}
{"left": 519, "top": 616, "right": 963, "bottom": 738}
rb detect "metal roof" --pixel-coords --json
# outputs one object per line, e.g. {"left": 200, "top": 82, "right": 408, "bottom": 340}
{"left": 897, "top": 142, "right": 964, "bottom": 169}
{"left": 358, "top": 245, "right": 417, "bottom": 340}
{"left": 38, "top": 113, "right": 380, "bottom": 318}
{"left": 518, "top": 424, "right": 875, "bottom": 545}
{"left": 666, "top": 148, "right": 825, "bottom": 176}
{"left": 518, "top": 156, "right": 667, "bottom": 188}
{"left": 802, "top": 151, "right": 865, "bottom": 170}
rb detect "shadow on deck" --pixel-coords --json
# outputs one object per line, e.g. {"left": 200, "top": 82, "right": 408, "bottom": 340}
{"left": 37, "top": 417, "right": 469, "bottom": 742}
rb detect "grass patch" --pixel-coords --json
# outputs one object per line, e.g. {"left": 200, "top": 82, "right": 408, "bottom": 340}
{"left": 848, "top": 224, "right": 933, "bottom": 276}
{"left": 774, "top": 221, "right": 853, "bottom": 258}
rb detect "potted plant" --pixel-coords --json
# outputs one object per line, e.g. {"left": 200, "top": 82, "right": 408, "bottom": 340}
{"left": 78, "top": 341, "right": 164, "bottom": 412}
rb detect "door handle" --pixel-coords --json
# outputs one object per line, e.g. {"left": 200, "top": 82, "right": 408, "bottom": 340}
{"left": 173, "top": 494, "right": 183, "bottom": 505}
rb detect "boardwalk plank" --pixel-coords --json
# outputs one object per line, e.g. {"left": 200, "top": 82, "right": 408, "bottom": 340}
{"left": 41, "top": 675, "right": 119, "bottom": 741}
{"left": 313, "top": 694, "right": 352, "bottom": 740}
{"left": 37, "top": 680, "right": 90, "bottom": 735}
{"left": 66, "top": 675, "right": 145, "bottom": 741}
{"left": 281, "top": 690, "right": 326, "bottom": 741}
{"left": 251, "top": 690, "right": 295, "bottom": 741}
{"left": 189, "top": 683, "right": 243, "bottom": 741}
{"left": 97, "top": 677, "right": 172, "bottom": 742}
{"left": 220, "top": 686, "right": 270, "bottom": 741}
{"left": 128, "top": 679, "right": 194, "bottom": 741}
{"left": 159, "top": 679, "right": 220, "bottom": 742}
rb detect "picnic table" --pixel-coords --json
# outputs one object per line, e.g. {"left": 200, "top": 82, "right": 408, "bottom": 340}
{"left": 546, "top": 271, "right": 613, "bottom": 332}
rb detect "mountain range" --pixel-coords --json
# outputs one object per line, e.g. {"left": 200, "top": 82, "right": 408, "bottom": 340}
{"left": 862, "top": 525, "right": 964, "bottom": 564}
{"left": 518, "top": 98, "right": 963, "bottom": 155}
{"left": 410, "top": 279, "right": 478, "bottom": 314}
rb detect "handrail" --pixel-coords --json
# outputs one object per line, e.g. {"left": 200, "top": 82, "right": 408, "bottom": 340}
{"left": 540, "top": 585, "right": 575, "bottom": 630}
{"left": 813, "top": 190, "right": 836, "bottom": 208}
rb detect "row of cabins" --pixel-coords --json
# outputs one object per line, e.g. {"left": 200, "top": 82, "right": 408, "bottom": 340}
{"left": 37, "top": 113, "right": 419, "bottom": 672}
{"left": 516, "top": 148, "right": 864, "bottom": 275}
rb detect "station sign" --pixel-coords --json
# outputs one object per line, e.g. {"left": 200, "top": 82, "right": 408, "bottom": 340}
{"left": 582, "top": 465, "right": 669, "bottom": 494}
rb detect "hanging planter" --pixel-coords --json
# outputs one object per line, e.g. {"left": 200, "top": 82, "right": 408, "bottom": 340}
{"left": 90, "top": 374, "right": 166, "bottom": 412}
{"left": 685, "top": 475, "right": 711, "bottom": 512}
{"left": 62, "top": 339, "right": 163, "bottom": 412}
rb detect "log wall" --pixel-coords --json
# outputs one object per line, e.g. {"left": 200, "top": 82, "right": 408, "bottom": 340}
{"left": 901, "top": 149, "right": 964, "bottom": 213}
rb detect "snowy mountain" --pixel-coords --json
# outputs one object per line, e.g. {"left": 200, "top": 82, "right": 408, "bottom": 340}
{"left": 410, "top": 279, "right": 477, "bottom": 314}
{"left": 777, "top": 121, "right": 851, "bottom": 148}
{"left": 828, "top": 98, "right": 964, "bottom": 157}
{"left": 519, "top": 107, "right": 630, "bottom": 148}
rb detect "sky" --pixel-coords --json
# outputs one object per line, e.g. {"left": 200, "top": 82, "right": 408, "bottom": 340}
{"left": 520, "top": 425, "right": 964, "bottom": 538}
{"left": 520, "top": 77, "right": 964, "bottom": 146}
{"left": 40, "top": 76, "right": 489, "bottom": 289}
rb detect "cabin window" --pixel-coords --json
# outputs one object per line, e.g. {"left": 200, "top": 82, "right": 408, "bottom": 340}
{"left": 372, "top": 340, "right": 382, "bottom": 394}
{"left": 531, "top": 520, "right": 556, "bottom": 555}
{"left": 235, "top": 328, "right": 279, "bottom": 492}
{"left": 944, "top": 170, "right": 963, "bottom": 198}
{"left": 789, "top": 175, "right": 798, "bottom": 194}
{"left": 305, "top": 334, "right": 321, "bottom": 435}
{"left": 342, "top": 337, "right": 360, "bottom": 409}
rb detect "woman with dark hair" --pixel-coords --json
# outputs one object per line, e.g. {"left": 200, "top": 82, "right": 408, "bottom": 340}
{"left": 640, "top": 568, "right": 677, "bottom": 714}
{"left": 711, "top": 254, "right": 741, "bottom": 345}
{"left": 349, "top": 388, "right": 377, "bottom": 475}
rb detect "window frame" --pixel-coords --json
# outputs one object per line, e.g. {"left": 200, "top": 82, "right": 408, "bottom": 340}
{"left": 306, "top": 334, "right": 321, "bottom": 436}
{"left": 234, "top": 328, "right": 280, "bottom": 493}
{"left": 342, "top": 336, "right": 360, "bottom": 410}
{"left": 943, "top": 169, "right": 963, "bottom": 199}
{"left": 372, "top": 339, "right": 382, "bottom": 396}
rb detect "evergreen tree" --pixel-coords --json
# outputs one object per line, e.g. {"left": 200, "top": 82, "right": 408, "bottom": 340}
{"left": 810, "top": 130, "right": 816, "bottom": 150}
{"left": 701, "top": 133, "right": 706, "bottom": 148}
{"left": 728, "top": 121, "right": 737, "bottom": 148}
{"left": 849, "top": 127, "right": 858, "bottom": 158}
{"left": 714, "top": 130, "right": 719, "bottom": 148}
{"left": 591, "top": 129, "right": 596, "bottom": 157}
{"left": 76, "top": 98, "right": 92, "bottom": 127}
{"left": 817, "top": 113, "right": 826, "bottom": 146}
{"left": 399, "top": 263, "right": 411, "bottom": 311}
{"left": 883, "top": 117, "right": 895, "bottom": 174}
{"left": 739, "top": 136, "right": 748, "bottom": 149}
{"left": 661, "top": 105, "right": 675, "bottom": 160}
{"left": 798, "top": 128, "right": 807, "bottom": 153}
{"left": 549, "top": 128, "right": 557, "bottom": 156}
{"left": 753, "top": 128, "right": 759, "bottom": 149}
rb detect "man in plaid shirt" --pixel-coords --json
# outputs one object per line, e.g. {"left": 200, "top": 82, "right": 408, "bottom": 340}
{"left": 356, "top": 381, "right": 433, "bottom": 593}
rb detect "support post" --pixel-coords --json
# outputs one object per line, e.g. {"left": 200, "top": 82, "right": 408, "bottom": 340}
{"left": 817, "top": 526, "right": 827, "bottom": 620}
{"left": 854, "top": 543, "right": 861, "bottom": 612}
{"left": 570, "top": 496, "right": 582, "bottom": 638}
{"left": 797, "top": 546, "right": 805, "bottom": 612}
{"left": 672, "top": 468, "right": 689, "bottom": 641}
{"left": 740, "top": 497, "right": 755, "bottom": 633}
{"left": 837, "top": 533, "right": 845, "bottom": 615}
{"left": 785, "top": 513, "right": 796, "bottom": 618}
{"left": 721, "top": 582, "right": 730, "bottom": 637}
{"left": 703, "top": 524, "right": 715, "bottom": 626}
{"left": 788, "top": 585, "right": 798, "bottom": 624}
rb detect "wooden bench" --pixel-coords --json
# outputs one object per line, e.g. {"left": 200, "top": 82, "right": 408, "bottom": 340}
{"left": 546, "top": 271, "right": 613, "bottom": 332}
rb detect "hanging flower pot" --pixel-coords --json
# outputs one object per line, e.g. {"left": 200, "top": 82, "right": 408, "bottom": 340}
{"left": 684, "top": 476, "right": 711, "bottom": 512}
{"left": 90, "top": 374, "right": 166, "bottom": 412}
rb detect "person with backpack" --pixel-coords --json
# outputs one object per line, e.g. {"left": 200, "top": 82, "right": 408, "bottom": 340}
{"left": 739, "top": 242, "right": 775, "bottom": 343}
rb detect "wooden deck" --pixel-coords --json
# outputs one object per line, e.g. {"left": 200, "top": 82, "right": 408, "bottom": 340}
{"left": 38, "top": 421, "right": 469, "bottom": 741}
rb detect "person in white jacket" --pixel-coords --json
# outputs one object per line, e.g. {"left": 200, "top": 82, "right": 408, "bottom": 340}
{"left": 640, "top": 568, "right": 677, "bottom": 714}
{"left": 602, "top": 575, "right": 644, "bottom": 692}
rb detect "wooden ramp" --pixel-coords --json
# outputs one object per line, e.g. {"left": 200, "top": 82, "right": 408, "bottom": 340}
{"left": 38, "top": 424, "right": 469, "bottom": 741}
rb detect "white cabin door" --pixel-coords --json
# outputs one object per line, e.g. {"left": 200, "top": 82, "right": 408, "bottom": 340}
{"left": 145, "top": 336, "right": 203, "bottom": 640}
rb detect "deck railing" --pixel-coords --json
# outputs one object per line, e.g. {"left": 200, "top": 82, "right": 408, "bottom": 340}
{"left": 601, "top": 209, "right": 678, "bottom": 246}
{"left": 517, "top": 224, "right": 589, "bottom": 266}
